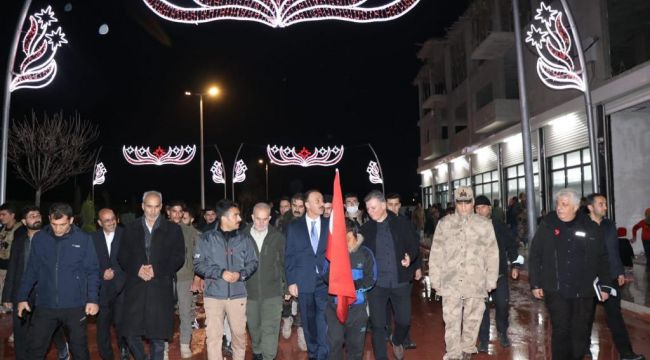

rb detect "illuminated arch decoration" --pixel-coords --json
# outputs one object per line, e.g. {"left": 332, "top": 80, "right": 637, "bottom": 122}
{"left": 524, "top": 2, "right": 585, "bottom": 92}
{"left": 267, "top": 145, "right": 344, "bottom": 167}
{"left": 366, "top": 161, "right": 383, "bottom": 184}
{"left": 122, "top": 145, "right": 196, "bottom": 166}
{"left": 210, "top": 161, "right": 226, "bottom": 184}
{"left": 93, "top": 162, "right": 107, "bottom": 186}
{"left": 10, "top": 6, "right": 68, "bottom": 92}
{"left": 142, "top": 0, "right": 420, "bottom": 28}
{"left": 233, "top": 160, "right": 248, "bottom": 183}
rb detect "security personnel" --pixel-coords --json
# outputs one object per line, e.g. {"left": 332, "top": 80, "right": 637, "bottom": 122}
{"left": 429, "top": 186, "right": 499, "bottom": 360}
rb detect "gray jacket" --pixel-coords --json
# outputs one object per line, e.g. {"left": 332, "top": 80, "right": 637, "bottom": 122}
{"left": 194, "top": 228, "right": 258, "bottom": 300}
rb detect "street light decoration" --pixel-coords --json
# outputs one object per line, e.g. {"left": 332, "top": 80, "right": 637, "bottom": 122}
{"left": 93, "top": 162, "right": 107, "bottom": 186}
{"left": 10, "top": 6, "right": 68, "bottom": 92}
{"left": 122, "top": 145, "right": 196, "bottom": 166}
{"left": 233, "top": 160, "right": 248, "bottom": 183}
{"left": 142, "top": 0, "right": 420, "bottom": 28}
{"left": 366, "top": 161, "right": 383, "bottom": 184}
{"left": 210, "top": 161, "right": 226, "bottom": 184}
{"left": 524, "top": 1, "right": 585, "bottom": 92}
{"left": 267, "top": 145, "right": 344, "bottom": 167}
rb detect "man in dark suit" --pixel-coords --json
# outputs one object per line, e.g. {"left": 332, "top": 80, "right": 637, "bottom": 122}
{"left": 285, "top": 190, "right": 329, "bottom": 360}
{"left": 118, "top": 191, "right": 185, "bottom": 360}
{"left": 93, "top": 208, "right": 128, "bottom": 360}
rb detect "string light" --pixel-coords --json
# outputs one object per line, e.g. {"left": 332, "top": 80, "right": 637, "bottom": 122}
{"left": 233, "top": 160, "right": 248, "bottom": 183}
{"left": 10, "top": 6, "right": 68, "bottom": 92}
{"left": 93, "top": 162, "right": 107, "bottom": 186}
{"left": 266, "top": 145, "right": 344, "bottom": 167}
{"left": 524, "top": 2, "right": 585, "bottom": 92}
{"left": 366, "top": 161, "right": 383, "bottom": 184}
{"left": 122, "top": 145, "right": 196, "bottom": 166}
{"left": 210, "top": 161, "right": 226, "bottom": 184}
{"left": 141, "top": 0, "right": 420, "bottom": 28}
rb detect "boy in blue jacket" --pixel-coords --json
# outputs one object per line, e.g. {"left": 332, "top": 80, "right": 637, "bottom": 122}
{"left": 323, "top": 219, "right": 377, "bottom": 360}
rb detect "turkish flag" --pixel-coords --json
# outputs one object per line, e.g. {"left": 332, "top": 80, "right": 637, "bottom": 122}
{"left": 325, "top": 170, "right": 357, "bottom": 323}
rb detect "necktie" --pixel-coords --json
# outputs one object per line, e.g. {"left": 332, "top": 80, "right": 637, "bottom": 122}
{"left": 310, "top": 220, "right": 318, "bottom": 254}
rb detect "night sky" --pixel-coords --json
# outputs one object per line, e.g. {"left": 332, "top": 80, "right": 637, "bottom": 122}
{"left": 1, "top": 0, "right": 469, "bottom": 211}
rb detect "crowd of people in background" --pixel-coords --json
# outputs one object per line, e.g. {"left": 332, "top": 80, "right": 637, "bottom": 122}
{"left": 0, "top": 185, "right": 647, "bottom": 360}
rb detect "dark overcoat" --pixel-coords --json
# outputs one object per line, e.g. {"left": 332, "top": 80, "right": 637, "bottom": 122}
{"left": 118, "top": 217, "right": 185, "bottom": 339}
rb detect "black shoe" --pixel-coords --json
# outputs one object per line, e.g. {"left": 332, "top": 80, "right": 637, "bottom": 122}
{"left": 403, "top": 337, "right": 417, "bottom": 350}
{"left": 252, "top": 354, "right": 263, "bottom": 360}
{"left": 222, "top": 339, "right": 233, "bottom": 357}
{"left": 478, "top": 340, "right": 489, "bottom": 353}
{"left": 498, "top": 333, "right": 511, "bottom": 348}
{"left": 120, "top": 347, "right": 130, "bottom": 360}
{"left": 57, "top": 343, "right": 70, "bottom": 360}
{"left": 621, "top": 353, "right": 645, "bottom": 360}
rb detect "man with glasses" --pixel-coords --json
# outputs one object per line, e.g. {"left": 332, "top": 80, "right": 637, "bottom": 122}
{"left": 429, "top": 186, "right": 499, "bottom": 360}
{"left": 244, "top": 202, "right": 286, "bottom": 360}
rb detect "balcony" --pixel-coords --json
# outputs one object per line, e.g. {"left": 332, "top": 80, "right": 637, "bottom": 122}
{"left": 421, "top": 83, "right": 447, "bottom": 109}
{"left": 420, "top": 139, "right": 449, "bottom": 161}
{"left": 474, "top": 98, "right": 520, "bottom": 134}
{"left": 471, "top": 32, "right": 514, "bottom": 60}
{"left": 450, "top": 128, "right": 470, "bottom": 152}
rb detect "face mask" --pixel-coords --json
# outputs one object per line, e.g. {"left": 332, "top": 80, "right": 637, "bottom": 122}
{"left": 346, "top": 205, "right": 359, "bottom": 214}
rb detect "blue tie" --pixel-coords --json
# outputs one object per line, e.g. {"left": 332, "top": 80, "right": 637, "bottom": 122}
{"left": 310, "top": 220, "right": 319, "bottom": 254}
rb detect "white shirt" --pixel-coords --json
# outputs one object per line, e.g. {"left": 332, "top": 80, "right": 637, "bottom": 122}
{"left": 306, "top": 215, "right": 321, "bottom": 240}
{"left": 250, "top": 227, "right": 268, "bottom": 252}
{"left": 104, "top": 231, "right": 115, "bottom": 256}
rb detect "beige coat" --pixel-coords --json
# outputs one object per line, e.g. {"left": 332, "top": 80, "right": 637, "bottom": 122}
{"left": 428, "top": 213, "right": 499, "bottom": 298}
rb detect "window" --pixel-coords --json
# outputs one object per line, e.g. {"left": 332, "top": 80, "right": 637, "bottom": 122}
{"left": 442, "top": 126, "right": 449, "bottom": 140}
{"left": 504, "top": 161, "right": 541, "bottom": 214}
{"left": 453, "top": 177, "right": 471, "bottom": 192}
{"left": 473, "top": 170, "right": 500, "bottom": 204}
{"left": 476, "top": 83, "right": 493, "bottom": 110}
{"left": 423, "top": 186, "right": 433, "bottom": 209}
{"left": 548, "top": 148, "right": 592, "bottom": 206}
{"left": 435, "top": 183, "right": 449, "bottom": 208}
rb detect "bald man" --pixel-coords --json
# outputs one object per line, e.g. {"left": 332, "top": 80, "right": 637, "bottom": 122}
{"left": 92, "top": 208, "right": 129, "bottom": 360}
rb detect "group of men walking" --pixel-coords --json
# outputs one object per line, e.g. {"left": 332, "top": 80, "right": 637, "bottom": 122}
{"left": 0, "top": 183, "right": 645, "bottom": 360}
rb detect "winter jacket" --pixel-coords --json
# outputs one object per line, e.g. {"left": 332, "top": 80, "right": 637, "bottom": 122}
{"left": 529, "top": 212, "right": 611, "bottom": 297}
{"left": 323, "top": 237, "right": 376, "bottom": 306}
{"left": 18, "top": 225, "right": 100, "bottom": 308}
{"left": 177, "top": 223, "right": 201, "bottom": 281}
{"left": 244, "top": 225, "right": 286, "bottom": 299}
{"left": 492, "top": 218, "right": 520, "bottom": 276}
{"left": 194, "top": 228, "right": 258, "bottom": 300}
{"left": 360, "top": 212, "right": 419, "bottom": 284}
{"left": 429, "top": 213, "right": 499, "bottom": 298}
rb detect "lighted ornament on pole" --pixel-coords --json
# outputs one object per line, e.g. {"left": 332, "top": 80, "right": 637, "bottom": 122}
{"left": 266, "top": 145, "right": 344, "bottom": 167}
{"left": 122, "top": 145, "right": 196, "bottom": 166}
{"left": 524, "top": 1, "right": 598, "bottom": 193}
{"left": 213, "top": 144, "right": 228, "bottom": 200}
{"left": 1, "top": 2, "right": 68, "bottom": 203}
{"left": 142, "top": 0, "right": 420, "bottom": 28}
{"left": 93, "top": 162, "right": 107, "bottom": 186}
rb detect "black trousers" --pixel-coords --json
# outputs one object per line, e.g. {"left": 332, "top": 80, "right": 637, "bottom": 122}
{"left": 326, "top": 303, "right": 368, "bottom": 360}
{"left": 127, "top": 336, "right": 165, "bottom": 360}
{"left": 544, "top": 292, "right": 594, "bottom": 360}
{"left": 97, "top": 302, "right": 127, "bottom": 360}
{"left": 479, "top": 275, "right": 510, "bottom": 342}
{"left": 26, "top": 307, "right": 89, "bottom": 360}
{"left": 368, "top": 284, "right": 411, "bottom": 360}
{"left": 586, "top": 282, "right": 635, "bottom": 356}
{"left": 11, "top": 303, "right": 68, "bottom": 359}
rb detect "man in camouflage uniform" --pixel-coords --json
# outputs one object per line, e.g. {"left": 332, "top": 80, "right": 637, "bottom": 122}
{"left": 429, "top": 186, "right": 499, "bottom": 360}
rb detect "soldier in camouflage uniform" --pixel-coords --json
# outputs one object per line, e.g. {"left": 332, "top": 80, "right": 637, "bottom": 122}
{"left": 428, "top": 186, "right": 499, "bottom": 360}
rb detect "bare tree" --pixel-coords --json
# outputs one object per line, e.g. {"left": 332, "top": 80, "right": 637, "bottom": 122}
{"left": 8, "top": 111, "right": 99, "bottom": 206}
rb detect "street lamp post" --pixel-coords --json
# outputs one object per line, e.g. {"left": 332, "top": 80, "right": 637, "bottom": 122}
{"left": 258, "top": 159, "right": 269, "bottom": 200}
{"left": 185, "top": 86, "right": 219, "bottom": 209}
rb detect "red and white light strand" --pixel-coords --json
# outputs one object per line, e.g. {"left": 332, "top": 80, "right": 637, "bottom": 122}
{"left": 366, "top": 161, "right": 383, "bottom": 184}
{"left": 210, "top": 161, "right": 226, "bottom": 184}
{"left": 93, "top": 162, "right": 107, "bottom": 186}
{"left": 142, "top": 0, "right": 420, "bottom": 28}
{"left": 233, "top": 160, "right": 248, "bottom": 183}
{"left": 267, "top": 145, "right": 344, "bottom": 167}
{"left": 524, "top": 2, "right": 585, "bottom": 92}
{"left": 122, "top": 145, "right": 196, "bottom": 166}
{"left": 10, "top": 6, "right": 68, "bottom": 92}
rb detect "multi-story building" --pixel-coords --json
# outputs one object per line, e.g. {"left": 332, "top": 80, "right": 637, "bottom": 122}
{"left": 415, "top": 0, "right": 650, "bottom": 247}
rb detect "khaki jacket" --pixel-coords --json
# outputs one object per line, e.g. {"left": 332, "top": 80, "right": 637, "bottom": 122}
{"left": 428, "top": 213, "right": 499, "bottom": 298}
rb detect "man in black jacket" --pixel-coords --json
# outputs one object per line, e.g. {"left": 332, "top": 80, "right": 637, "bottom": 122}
{"left": 2, "top": 206, "right": 68, "bottom": 360}
{"left": 474, "top": 195, "right": 521, "bottom": 352}
{"left": 360, "top": 190, "right": 419, "bottom": 360}
{"left": 529, "top": 188, "right": 611, "bottom": 360}
{"left": 93, "top": 208, "right": 128, "bottom": 360}
{"left": 585, "top": 194, "right": 644, "bottom": 360}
